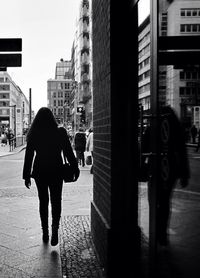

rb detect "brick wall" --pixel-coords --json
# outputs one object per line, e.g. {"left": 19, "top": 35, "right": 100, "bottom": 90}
{"left": 91, "top": 0, "right": 111, "bottom": 271}
{"left": 91, "top": 1, "right": 140, "bottom": 276}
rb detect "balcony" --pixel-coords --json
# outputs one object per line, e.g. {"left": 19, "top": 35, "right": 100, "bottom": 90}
{"left": 79, "top": 84, "right": 91, "bottom": 104}
{"left": 81, "top": 64, "right": 89, "bottom": 75}
{"left": 83, "top": 15, "right": 89, "bottom": 25}
{"left": 82, "top": 0, "right": 89, "bottom": 9}
{"left": 81, "top": 73, "right": 90, "bottom": 84}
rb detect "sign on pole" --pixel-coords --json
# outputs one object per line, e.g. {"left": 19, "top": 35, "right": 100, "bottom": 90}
{"left": 0, "top": 38, "right": 22, "bottom": 68}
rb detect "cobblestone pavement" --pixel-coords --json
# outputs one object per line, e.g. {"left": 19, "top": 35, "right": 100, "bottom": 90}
{"left": 59, "top": 215, "right": 105, "bottom": 278}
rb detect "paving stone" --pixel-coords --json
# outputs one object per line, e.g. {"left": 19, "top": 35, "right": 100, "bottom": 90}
{"left": 59, "top": 215, "right": 105, "bottom": 278}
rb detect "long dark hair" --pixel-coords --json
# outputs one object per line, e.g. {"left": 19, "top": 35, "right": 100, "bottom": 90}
{"left": 27, "top": 107, "right": 58, "bottom": 141}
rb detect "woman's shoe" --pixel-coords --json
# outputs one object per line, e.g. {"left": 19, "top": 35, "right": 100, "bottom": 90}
{"left": 42, "top": 229, "right": 49, "bottom": 243}
{"left": 51, "top": 228, "right": 58, "bottom": 246}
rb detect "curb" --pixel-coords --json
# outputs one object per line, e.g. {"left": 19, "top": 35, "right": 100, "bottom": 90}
{"left": 140, "top": 183, "right": 200, "bottom": 201}
{"left": 0, "top": 145, "right": 26, "bottom": 158}
{"left": 174, "top": 188, "right": 200, "bottom": 201}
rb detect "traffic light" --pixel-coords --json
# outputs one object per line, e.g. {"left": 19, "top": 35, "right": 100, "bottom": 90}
{"left": 80, "top": 109, "right": 86, "bottom": 124}
{"left": 77, "top": 106, "right": 83, "bottom": 113}
{"left": 77, "top": 106, "right": 86, "bottom": 123}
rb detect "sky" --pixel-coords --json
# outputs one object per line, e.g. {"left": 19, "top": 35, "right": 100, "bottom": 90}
{"left": 0, "top": 0, "right": 149, "bottom": 114}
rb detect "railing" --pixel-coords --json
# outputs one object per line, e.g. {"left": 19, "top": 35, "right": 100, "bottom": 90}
{"left": 9, "top": 135, "right": 26, "bottom": 152}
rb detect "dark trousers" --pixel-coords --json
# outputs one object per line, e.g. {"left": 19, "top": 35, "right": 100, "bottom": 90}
{"left": 35, "top": 178, "right": 63, "bottom": 230}
{"left": 76, "top": 150, "right": 85, "bottom": 166}
{"left": 148, "top": 178, "right": 176, "bottom": 243}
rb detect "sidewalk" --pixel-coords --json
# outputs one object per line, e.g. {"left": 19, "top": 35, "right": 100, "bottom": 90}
{"left": 0, "top": 147, "right": 104, "bottom": 278}
{"left": 139, "top": 183, "right": 200, "bottom": 278}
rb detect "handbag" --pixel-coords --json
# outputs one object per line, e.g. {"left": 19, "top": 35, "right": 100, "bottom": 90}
{"left": 86, "top": 155, "right": 92, "bottom": 165}
{"left": 62, "top": 154, "right": 76, "bottom": 183}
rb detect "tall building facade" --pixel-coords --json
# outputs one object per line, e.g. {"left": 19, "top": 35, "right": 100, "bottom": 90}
{"left": 71, "top": 0, "right": 92, "bottom": 130}
{"left": 139, "top": 0, "right": 200, "bottom": 130}
{"left": 47, "top": 59, "right": 73, "bottom": 128}
{"left": 0, "top": 71, "right": 29, "bottom": 136}
{"left": 138, "top": 15, "right": 151, "bottom": 113}
{"left": 55, "top": 59, "right": 72, "bottom": 80}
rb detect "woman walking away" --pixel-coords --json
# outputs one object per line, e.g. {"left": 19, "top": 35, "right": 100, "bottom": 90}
{"left": 22, "top": 107, "right": 79, "bottom": 246}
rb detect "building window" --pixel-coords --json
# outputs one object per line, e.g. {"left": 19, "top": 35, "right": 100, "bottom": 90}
{"left": 0, "top": 93, "right": 9, "bottom": 99}
{"left": 180, "top": 24, "right": 200, "bottom": 33}
{"left": 192, "top": 24, "right": 198, "bottom": 32}
{"left": 144, "top": 70, "right": 150, "bottom": 78}
{"left": 180, "top": 25, "right": 185, "bottom": 32}
{"left": 180, "top": 10, "right": 185, "bottom": 16}
{"left": 139, "top": 74, "right": 143, "bottom": 82}
{"left": 193, "top": 10, "right": 198, "bottom": 16}
{"left": 186, "top": 10, "right": 191, "bottom": 16}
{"left": 0, "top": 109, "right": 9, "bottom": 115}
{"left": 192, "top": 72, "right": 198, "bottom": 79}
{"left": 186, "top": 88, "right": 191, "bottom": 95}
{"left": 186, "top": 24, "right": 191, "bottom": 32}
{"left": 0, "top": 101, "right": 9, "bottom": 106}
{"left": 54, "top": 100, "right": 56, "bottom": 106}
{"left": 181, "top": 9, "right": 200, "bottom": 17}
{"left": 65, "top": 83, "right": 70, "bottom": 89}
{"left": 180, "top": 72, "right": 184, "bottom": 80}
{"left": 0, "top": 85, "right": 10, "bottom": 91}
{"left": 53, "top": 92, "right": 56, "bottom": 98}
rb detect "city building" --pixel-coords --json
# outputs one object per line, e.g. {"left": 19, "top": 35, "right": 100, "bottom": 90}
{"left": 71, "top": 0, "right": 92, "bottom": 130}
{"left": 47, "top": 59, "right": 73, "bottom": 128}
{"left": 55, "top": 59, "right": 72, "bottom": 80}
{"left": 138, "top": 15, "right": 151, "bottom": 114}
{"left": 0, "top": 71, "right": 29, "bottom": 136}
{"left": 138, "top": 0, "right": 200, "bottom": 130}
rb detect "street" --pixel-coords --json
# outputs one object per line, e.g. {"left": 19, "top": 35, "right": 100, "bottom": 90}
{"left": 0, "top": 149, "right": 93, "bottom": 210}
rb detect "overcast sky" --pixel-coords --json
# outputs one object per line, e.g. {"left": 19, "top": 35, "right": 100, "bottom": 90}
{"left": 0, "top": 0, "right": 149, "bottom": 114}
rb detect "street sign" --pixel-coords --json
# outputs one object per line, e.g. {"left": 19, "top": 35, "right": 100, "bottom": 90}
{"left": 0, "top": 38, "right": 22, "bottom": 67}
{"left": 0, "top": 54, "right": 22, "bottom": 67}
{"left": 0, "top": 38, "right": 22, "bottom": 52}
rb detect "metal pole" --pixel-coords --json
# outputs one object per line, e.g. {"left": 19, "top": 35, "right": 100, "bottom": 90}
{"left": 14, "top": 105, "right": 16, "bottom": 147}
{"left": 149, "top": 0, "right": 159, "bottom": 272}
{"left": 29, "top": 88, "right": 32, "bottom": 126}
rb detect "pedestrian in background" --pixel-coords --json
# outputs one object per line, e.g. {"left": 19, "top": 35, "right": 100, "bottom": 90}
{"left": 1, "top": 132, "right": 7, "bottom": 146}
{"left": 22, "top": 107, "right": 79, "bottom": 246}
{"left": 74, "top": 127, "right": 86, "bottom": 167}
{"left": 191, "top": 124, "right": 197, "bottom": 144}
{"left": 86, "top": 127, "right": 93, "bottom": 174}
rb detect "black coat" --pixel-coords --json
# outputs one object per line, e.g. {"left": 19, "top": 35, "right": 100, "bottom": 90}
{"left": 74, "top": 132, "right": 86, "bottom": 152}
{"left": 23, "top": 127, "right": 78, "bottom": 182}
